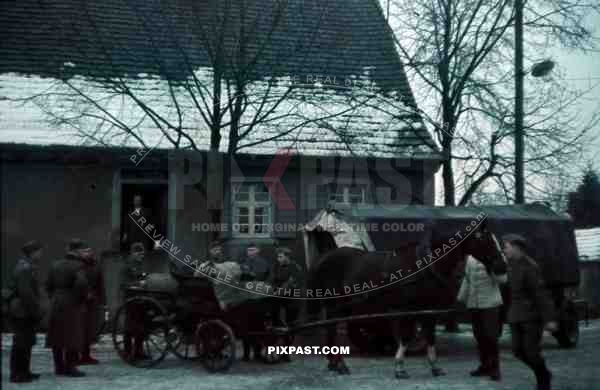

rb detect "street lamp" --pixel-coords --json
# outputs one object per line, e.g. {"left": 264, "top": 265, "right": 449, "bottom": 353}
{"left": 514, "top": 0, "right": 555, "bottom": 203}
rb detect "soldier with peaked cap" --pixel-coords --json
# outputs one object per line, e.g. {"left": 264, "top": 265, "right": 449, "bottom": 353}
{"left": 73, "top": 240, "right": 106, "bottom": 365}
{"left": 46, "top": 239, "right": 89, "bottom": 377}
{"left": 502, "top": 234, "right": 557, "bottom": 390}
{"left": 120, "top": 242, "right": 149, "bottom": 361}
{"left": 8, "top": 240, "right": 44, "bottom": 383}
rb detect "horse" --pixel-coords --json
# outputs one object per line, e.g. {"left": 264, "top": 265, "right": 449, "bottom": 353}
{"left": 304, "top": 219, "right": 505, "bottom": 377}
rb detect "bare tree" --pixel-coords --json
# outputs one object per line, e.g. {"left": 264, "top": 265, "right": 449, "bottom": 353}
{"left": 379, "top": 0, "right": 600, "bottom": 205}
{"left": 8, "top": 0, "right": 428, "bottom": 239}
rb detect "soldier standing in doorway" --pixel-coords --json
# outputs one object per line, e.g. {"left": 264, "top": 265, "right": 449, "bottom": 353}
{"left": 122, "top": 194, "right": 154, "bottom": 252}
{"left": 8, "top": 240, "right": 44, "bottom": 383}
{"left": 46, "top": 239, "right": 89, "bottom": 377}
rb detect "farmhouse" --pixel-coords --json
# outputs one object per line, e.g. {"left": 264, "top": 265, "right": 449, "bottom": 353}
{"left": 0, "top": 0, "right": 442, "bottom": 312}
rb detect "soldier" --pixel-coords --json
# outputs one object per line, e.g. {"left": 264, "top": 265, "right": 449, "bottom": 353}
{"left": 239, "top": 243, "right": 272, "bottom": 361}
{"left": 122, "top": 194, "right": 154, "bottom": 252}
{"left": 269, "top": 247, "right": 302, "bottom": 363}
{"left": 8, "top": 240, "right": 44, "bottom": 383}
{"left": 120, "top": 242, "right": 148, "bottom": 361}
{"left": 239, "top": 243, "right": 270, "bottom": 281}
{"left": 208, "top": 240, "right": 226, "bottom": 264}
{"left": 46, "top": 239, "right": 89, "bottom": 377}
{"left": 270, "top": 247, "right": 301, "bottom": 323}
{"left": 78, "top": 244, "right": 106, "bottom": 365}
{"left": 502, "top": 234, "right": 557, "bottom": 390}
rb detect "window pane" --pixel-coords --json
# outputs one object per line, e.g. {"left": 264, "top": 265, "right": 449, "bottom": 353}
{"left": 254, "top": 183, "right": 270, "bottom": 202}
{"left": 237, "top": 207, "right": 249, "bottom": 216}
{"left": 254, "top": 213, "right": 263, "bottom": 226}
{"left": 255, "top": 191, "right": 270, "bottom": 202}
{"left": 239, "top": 215, "right": 249, "bottom": 224}
{"left": 239, "top": 224, "right": 249, "bottom": 233}
{"left": 235, "top": 192, "right": 249, "bottom": 202}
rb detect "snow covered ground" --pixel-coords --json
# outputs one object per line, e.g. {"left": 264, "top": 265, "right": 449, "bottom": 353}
{"left": 2, "top": 320, "right": 599, "bottom": 390}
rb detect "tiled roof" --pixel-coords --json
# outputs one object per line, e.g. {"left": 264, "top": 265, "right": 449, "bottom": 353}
{"left": 0, "top": 0, "right": 440, "bottom": 159}
{"left": 575, "top": 227, "right": 600, "bottom": 262}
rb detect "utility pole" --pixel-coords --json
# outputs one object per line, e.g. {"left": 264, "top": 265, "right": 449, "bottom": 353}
{"left": 514, "top": 0, "right": 525, "bottom": 204}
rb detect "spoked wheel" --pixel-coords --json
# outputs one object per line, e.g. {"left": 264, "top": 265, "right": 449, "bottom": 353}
{"left": 112, "top": 296, "right": 170, "bottom": 368}
{"left": 195, "top": 319, "right": 236, "bottom": 372}
{"left": 258, "top": 323, "right": 294, "bottom": 364}
{"left": 168, "top": 323, "right": 201, "bottom": 361}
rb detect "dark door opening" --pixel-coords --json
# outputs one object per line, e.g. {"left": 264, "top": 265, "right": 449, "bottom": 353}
{"left": 120, "top": 183, "right": 168, "bottom": 253}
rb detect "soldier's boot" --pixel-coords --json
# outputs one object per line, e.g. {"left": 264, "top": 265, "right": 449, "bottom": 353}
{"left": 10, "top": 347, "right": 33, "bottom": 383}
{"left": 53, "top": 348, "right": 67, "bottom": 375}
{"left": 242, "top": 339, "right": 251, "bottom": 361}
{"left": 9, "top": 346, "right": 18, "bottom": 380}
{"left": 430, "top": 360, "right": 446, "bottom": 377}
{"left": 23, "top": 346, "right": 40, "bottom": 379}
{"left": 79, "top": 345, "right": 99, "bottom": 365}
{"left": 535, "top": 366, "right": 552, "bottom": 390}
{"left": 327, "top": 355, "right": 350, "bottom": 375}
{"left": 133, "top": 338, "right": 150, "bottom": 360}
{"left": 64, "top": 350, "right": 86, "bottom": 377}
{"left": 394, "top": 360, "right": 410, "bottom": 379}
{"left": 488, "top": 357, "right": 501, "bottom": 381}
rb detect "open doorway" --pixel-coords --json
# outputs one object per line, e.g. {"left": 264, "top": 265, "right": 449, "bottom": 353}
{"left": 120, "top": 183, "right": 168, "bottom": 253}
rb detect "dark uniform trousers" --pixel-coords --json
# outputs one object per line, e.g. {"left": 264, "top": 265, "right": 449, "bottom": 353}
{"left": 9, "top": 319, "right": 36, "bottom": 379}
{"left": 471, "top": 307, "right": 501, "bottom": 371}
{"left": 511, "top": 321, "right": 549, "bottom": 380}
{"left": 9, "top": 256, "right": 42, "bottom": 380}
{"left": 507, "top": 254, "right": 554, "bottom": 389}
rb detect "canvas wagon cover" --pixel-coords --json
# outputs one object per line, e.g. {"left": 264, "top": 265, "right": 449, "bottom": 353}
{"left": 203, "top": 262, "right": 270, "bottom": 311}
{"left": 305, "top": 203, "right": 579, "bottom": 287}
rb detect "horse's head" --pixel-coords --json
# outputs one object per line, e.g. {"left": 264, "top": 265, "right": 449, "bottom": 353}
{"left": 462, "top": 220, "right": 505, "bottom": 271}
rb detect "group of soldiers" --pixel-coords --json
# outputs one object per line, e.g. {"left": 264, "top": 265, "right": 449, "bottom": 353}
{"left": 7, "top": 239, "right": 105, "bottom": 382}
{"left": 184, "top": 240, "right": 302, "bottom": 361}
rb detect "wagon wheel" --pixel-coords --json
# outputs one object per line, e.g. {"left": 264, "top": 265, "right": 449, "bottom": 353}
{"left": 258, "top": 320, "right": 295, "bottom": 364}
{"left": 112, "top": 296, "right": 170, "bottom": 368}
{"left": 195, "top": 319, "right": 236, "bottom": 372}
{"left": 167, "top": 322, "right": 201, "bottom": 361}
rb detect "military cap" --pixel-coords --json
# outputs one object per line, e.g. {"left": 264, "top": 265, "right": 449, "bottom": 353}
{"left": 276, "top": 247, "right": 292, "bottom": 255}
{"left": 130, "top": 242, "right": 145, "bottom": 253}
{"left": 68, "top": 238, "right": 91, "bottom": 251}
{"left": 501, "top": 233, "right": 529, "bottom": 252}
{"left": 209, "top": 239, "right": 224, "bottom": 249}
{"left": 22, "top": 240, "right": 43, "bottom": 256}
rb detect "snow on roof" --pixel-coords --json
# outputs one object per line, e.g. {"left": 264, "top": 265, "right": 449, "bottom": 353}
{"left": 0, "top": 73, "right": 441, "bottom": 159}
{"left": 0, "top": 0, "right": 441, "bottom": 160}
{"left": 575, "top": 227, "right": 600, "bottom": 262}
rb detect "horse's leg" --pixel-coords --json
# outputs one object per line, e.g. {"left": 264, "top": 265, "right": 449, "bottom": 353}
{"left": 423, "top": 317, "right": 446, "bottom": 377}
{"left": 323, "top": 307, "right": 350, "bottom": 374}
{"left": 392, "top": 319, "right": 410, "bottom": 379}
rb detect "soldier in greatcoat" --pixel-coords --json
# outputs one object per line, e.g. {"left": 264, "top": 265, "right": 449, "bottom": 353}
{"left": 120, "top": 242, "right": 148, "bottom": 361}
{"left": 77, "top": 242, "right": 106, "bottom": 365}
{"left": 268, "top": 247, "right": 302, "bottom": 363}
{"left": 502, "top": 234, "right": 557, "bottom": 390}
{"left": 45, "top": 240, "right": 89, "bottom": 377}
{"left": 8, "top": 240, "right": 44, "bottom": 383}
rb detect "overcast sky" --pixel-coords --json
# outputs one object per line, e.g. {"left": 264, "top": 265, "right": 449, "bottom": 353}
{"left": 429, "top": 10, "right": 600, "bottom": 205}
{"left": 551, "top": 12, "right": 600, "bottom": 171}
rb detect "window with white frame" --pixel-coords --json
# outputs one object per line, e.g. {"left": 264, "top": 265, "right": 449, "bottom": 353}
{"left": 232, "top": 181, "right": 273, "bottom": 237}
{"left": 331, "top": 181, "right": 372, "bottom": 207}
